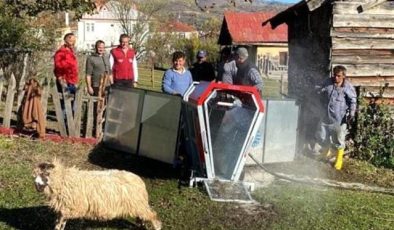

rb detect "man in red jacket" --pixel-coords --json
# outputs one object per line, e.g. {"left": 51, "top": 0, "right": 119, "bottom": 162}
{"left": 110, "top": 34, "right": 138, "bottom": 88}
{"left": 54, "top": 32, "right": 78, "bottom": 94}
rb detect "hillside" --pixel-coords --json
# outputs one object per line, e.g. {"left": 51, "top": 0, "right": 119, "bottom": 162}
{"left": 160, "top": 0, "right": 291, "bottom": 30}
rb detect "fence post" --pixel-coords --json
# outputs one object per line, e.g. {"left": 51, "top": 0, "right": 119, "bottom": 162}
{"left": 40, "top": 77, "right": 50, "bottom": 120}
{"left": 73, "top": 88, "right": 84, "bottom": 137}
{"left": 16, "top": 53, "right": 29, "bottom": 112}
{"left": 85, "top": 98, "right": 94, "bottom": 138}
{"left": 151, "top": 66, "right": 154, "bottom": 88}
{"left": 0, "top": 70, "right": 4, "bottom": 104}
{"left": 50, "top": 78, "right": 67, "bottom": 136}
{"left": 3, "top": 73, "right": 17, "bottom": 128}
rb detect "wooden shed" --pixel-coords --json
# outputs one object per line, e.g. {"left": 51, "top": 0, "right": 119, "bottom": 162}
{"left": 263, "top": 0, "right": 394, "bottom": 153}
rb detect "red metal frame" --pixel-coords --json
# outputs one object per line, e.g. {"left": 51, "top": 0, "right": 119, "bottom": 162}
{"left": 188, "top": 82, "right": 264, "bottom": 113}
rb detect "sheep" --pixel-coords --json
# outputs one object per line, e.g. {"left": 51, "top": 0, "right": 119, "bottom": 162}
{"left": 33, "top": 159, "right": 162, "bottom": 230}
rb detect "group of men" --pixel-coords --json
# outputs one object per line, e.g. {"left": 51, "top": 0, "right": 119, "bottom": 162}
{"left": 161, "top": 47, "right": 264, "bottom": 97}
{"left": 54, "top": 33, "right": 137, "bottom": 98}
{"left": 53, "top": 32, "right": 357, "bottom": 170}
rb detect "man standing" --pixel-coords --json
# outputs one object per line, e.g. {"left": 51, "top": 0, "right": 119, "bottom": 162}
{"left": 216, "top": 47, "right": 232, "bottom": 82}
{"left": 110, "top": 34, "right": 138, "bottom": 88}
{"left": 222, "top": 47, "right": 264, "bottom": 150}
{"left": 86, "top": 40, "right": 112, "bottom": 96}
{"left": 314, "top": 65, "right": 357, "bottom": 170}
{"left": 54, "top": 33, "right": 78, "bottom": 94}
{"left": 222, "top": 47, "right": 263, "bottom": 94}
{"left": 190, "top": 50, "right": 215, "bottom": 82}
{"left": 162, "top": 51, "right": 193, "bottom": 96}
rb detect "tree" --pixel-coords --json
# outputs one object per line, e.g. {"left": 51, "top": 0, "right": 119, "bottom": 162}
{"left": 111, "top": 0, "right": 168, "bottom": 59}
{"left": 194, "top": 0, "right": 255, "bottom": 11}
{"left": 4, "top": 0, "right": 96, "bottom": 19}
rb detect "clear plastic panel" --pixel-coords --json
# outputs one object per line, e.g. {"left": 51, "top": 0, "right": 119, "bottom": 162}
{"left": 262, "top": 99, "right": 299, "bottom": 163}
{"left": 206, "top": 91, "right": 257, "bottom": 180}
{"left": 138, "top": 91, "right": 181, "bottom": 163}
{"left": 103, "top": 87, "right": 144, "bottom": 153}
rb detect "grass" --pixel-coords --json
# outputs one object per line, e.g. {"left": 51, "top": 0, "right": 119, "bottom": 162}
{"left": 0, "top": 135, "right": 393, "bottom": 230}
{"left": 137, "top": 66, "right": 284, "bottom": 99}
{"left": 255, "top": 181, "right": 394, "bottom": 230}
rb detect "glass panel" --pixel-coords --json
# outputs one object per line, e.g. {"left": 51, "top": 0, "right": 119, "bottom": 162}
{"left": 103, "top": 87, "right": 144, "bottom": 153}
{"left": 138, "top": 91, "right": 181, "bottom": 163}
{"left": 206, "top": 90, "right": 257, "bottom": 180}
{"left": 262, "top": 99, "right": 299, "bottom": 163}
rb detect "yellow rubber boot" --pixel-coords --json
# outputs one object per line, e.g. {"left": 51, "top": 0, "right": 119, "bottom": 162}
{"left": 334, "top": 148, "right": 344, "bottom": 170}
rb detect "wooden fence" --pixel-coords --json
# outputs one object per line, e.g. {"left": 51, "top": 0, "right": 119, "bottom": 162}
{"left": 258, "top": 56, "right": 288, "bottom": 78}
{"left": 0, "top": 74, "right": 106, "bottom": 139}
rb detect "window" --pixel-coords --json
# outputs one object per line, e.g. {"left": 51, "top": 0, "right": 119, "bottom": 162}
{"left": 86, "top": 23, "right": 95, "bottom": 32}
{"left": 279, "top": 52, "right": 288, "bottom": 66}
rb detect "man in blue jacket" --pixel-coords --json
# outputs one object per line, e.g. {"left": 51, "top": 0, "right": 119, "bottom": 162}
{"left": 314, "top": 65, "right": 357, "bottom": 170}
{"left": 162, "top": 51, "right": 193, "bottom": 96}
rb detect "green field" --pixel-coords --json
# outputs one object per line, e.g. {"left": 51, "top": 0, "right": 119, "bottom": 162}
{"left": 0, "top": 136, "right": 393, "bottom": 230}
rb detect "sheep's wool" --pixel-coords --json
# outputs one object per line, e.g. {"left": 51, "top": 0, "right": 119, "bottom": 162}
{"left": 42, "top": 159, "right": 160, "bottom": 227}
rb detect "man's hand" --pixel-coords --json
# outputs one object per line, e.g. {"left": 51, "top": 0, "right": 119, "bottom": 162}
{"left": 133, "top": 82, "right": 138, "bottom": 88}
{"left": 87, "top": 86, "right": 94, "bottom": 95}
{"left": 347, "top": 116, "right": 355, "bottom": 125}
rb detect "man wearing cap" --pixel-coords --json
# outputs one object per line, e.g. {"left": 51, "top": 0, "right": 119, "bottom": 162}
{"left": 222, "top": 47, "right": 263, "bottom": 94}
{"left": 190, "top": 50, "right": 216, "bottom": 82}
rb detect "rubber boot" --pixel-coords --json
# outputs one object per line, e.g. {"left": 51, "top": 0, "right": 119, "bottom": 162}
{"left": 334, "top": 148, "right": 344, "bottom": 170}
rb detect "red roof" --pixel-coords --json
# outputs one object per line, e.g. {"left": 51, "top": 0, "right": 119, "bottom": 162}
{"left": 221, "top": 11, "right": 287, "bottom": 44}
{"left": 159, "top": 21, "right": 197, "bottom": 33}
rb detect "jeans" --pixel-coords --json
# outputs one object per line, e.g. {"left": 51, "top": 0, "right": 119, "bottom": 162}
{"left": 314, "top": 122, "right": 347, "bottom": 154}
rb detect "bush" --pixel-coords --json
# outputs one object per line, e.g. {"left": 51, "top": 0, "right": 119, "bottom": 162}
{"left": 350, "top": 97, "right": 394, "bottom": 169}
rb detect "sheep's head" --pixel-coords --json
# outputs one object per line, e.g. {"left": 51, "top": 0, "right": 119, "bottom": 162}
{"left": 34, "top": 162, "right": 55, "bottom": 192}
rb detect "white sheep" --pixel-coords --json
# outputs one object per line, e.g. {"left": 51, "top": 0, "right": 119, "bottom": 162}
{"left": 33, "top": 159, "right": 162, "bottom": 230}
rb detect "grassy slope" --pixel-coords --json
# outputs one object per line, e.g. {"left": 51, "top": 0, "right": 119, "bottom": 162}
{"left": 0, "top": 136, "right": 393, "bottom": 230}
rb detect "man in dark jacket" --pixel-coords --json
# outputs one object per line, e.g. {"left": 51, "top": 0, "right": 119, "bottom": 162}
{"left": 190, "top": 50, "right": 216, "bottom": 82}
{"left": 222, "top": 47, "right": 263, "bottom": 94}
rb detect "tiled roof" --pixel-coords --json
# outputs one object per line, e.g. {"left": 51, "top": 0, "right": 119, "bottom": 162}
{"left": 220, "top": 11, "right": 288, "bottom": 44}
{"left": 159, "top": 21, "right": 197, "bottom": 33}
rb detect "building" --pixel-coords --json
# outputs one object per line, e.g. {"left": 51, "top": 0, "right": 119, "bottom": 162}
{"left": 218, "top": 11, "right": 288, "bottom": 76}
{"left": 263, "top": 0, "right": 394, "bottom": 153}
{"left": 157, "top": 21, "right": 198, "bottom": 39}
{"left": 76, "top": 1, "right": 140, "bottom": 51}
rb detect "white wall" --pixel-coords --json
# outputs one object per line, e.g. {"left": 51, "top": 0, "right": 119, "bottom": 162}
{"left": 76, "top": 1, "right": 139, "bottom": 51}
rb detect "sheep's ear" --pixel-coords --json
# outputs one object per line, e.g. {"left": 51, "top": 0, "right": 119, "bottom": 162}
{"left": 38, "top": 163, "right": 55, "bottom": 171}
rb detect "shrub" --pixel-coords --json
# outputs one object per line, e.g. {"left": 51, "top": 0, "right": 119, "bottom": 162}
{"left": 350, "top": 97, "right": 394, "bottom": 169}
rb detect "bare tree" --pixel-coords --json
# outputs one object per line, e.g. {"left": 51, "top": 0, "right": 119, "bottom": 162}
{"left": 110, "top": 0, "right": 168, "bottom": 59}
{"left": 194, "top": 0, "right": 255, "bottom": 11}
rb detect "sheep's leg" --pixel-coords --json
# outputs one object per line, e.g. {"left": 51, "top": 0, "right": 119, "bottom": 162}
{"left": 54, "top": 214, "right": 67, "bottom": 230}
{"left": 136, "top": 217, "right": 145, "bottom": 228}
{"left": 137, "top": 210, "right": 162, "bottom": 230}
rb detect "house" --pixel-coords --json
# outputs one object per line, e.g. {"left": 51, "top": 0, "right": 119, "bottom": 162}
{"left": 76, "top": 1, "right": 140, "bottom": 51}
{"left": 157, "top": 21, "right": 198, "bottom": 39}
{"left": 262, "top": 0, "right": 394, "bottom": 153}
{"left": 218, "top": 11, "right": 288, "bottom": 76}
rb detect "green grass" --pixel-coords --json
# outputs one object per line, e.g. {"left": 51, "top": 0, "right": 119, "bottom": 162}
{"left": 254, "top": 181, "right": 394, "bottom": 230}
{"left": 137, "top": 67, "right": 283, "bottom": 98}
{"left": 0, "top": 135, "right": 393, "bottom": 230}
